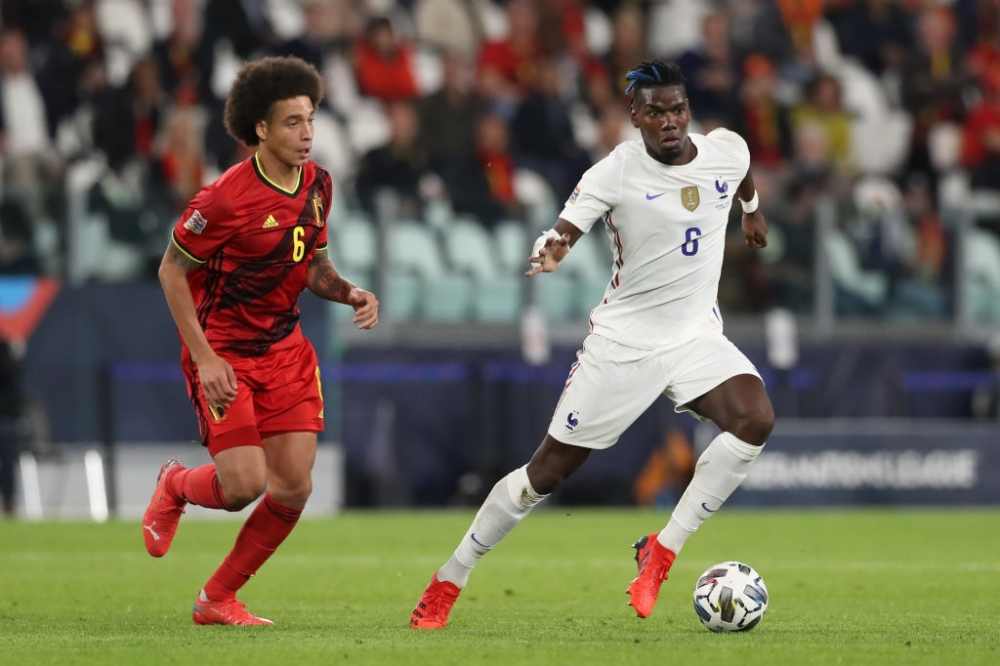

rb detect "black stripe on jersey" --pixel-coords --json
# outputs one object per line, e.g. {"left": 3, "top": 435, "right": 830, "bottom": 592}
{"left": 212, "top": 180, "right": 326, "bottom": 355}
{"left": 197, "top": 253, "right": 225, "bottom": 332}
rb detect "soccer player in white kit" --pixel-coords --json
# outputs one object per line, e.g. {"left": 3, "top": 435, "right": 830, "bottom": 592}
{"left": 410, "top": 61, "right": 774, "bottom": 629}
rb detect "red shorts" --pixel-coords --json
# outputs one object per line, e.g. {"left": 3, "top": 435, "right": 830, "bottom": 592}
{"left": 181, "top": 328, "right": 324, "bottom": 456}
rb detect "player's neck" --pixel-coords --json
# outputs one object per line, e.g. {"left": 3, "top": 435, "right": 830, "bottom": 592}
{"left": 255, "top": 149, "right": 301, "bottom": 192}
{"left": 646, "top": 137, "right": 697, "bottom": 166}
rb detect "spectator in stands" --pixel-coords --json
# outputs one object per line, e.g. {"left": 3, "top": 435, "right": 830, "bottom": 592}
{"left": 197, "top": 0, "right": 274, "bottom": 101}
{"left": 896, "top": 174, "right": 949, "bottom": 316}
{"left": 355, "top": 102, "right": 432, "bottom": 219}
{"left": 35, "top": 1, "right": 105, "bottom": 137}
{"left": 510, "top": 58, "right": 590, "bottom": 199}
{"left": 647, "top": 0, "right": 713, "bottom": 60}
{"left": 441, "top": 112, "right": 521, "bottom": 228}
{"left": 153, "top": 107, "right": 205, "bottom": 211}
{"left": 419, "top": 53, "right": 483, "bottom": 175}
{"left": 591, "top": 104, "right": 635, "bottom": 162}
{"left": 736, "top": 54, "right": 792, "bottom": 171}
{"left": 764, "top": 170, "right": 818, "bottom": 313}
{"left": 961, "top": 64, "right": 1000, "bottom": 192}
{"left": 604, "top": 4, "right": 646, "bottom": 91}
{"left": 792, "top": 73, "right": 853, "bottom": 174}
{"left": 414, "top": 0, "right": 481, "bottom": 58}
{"left": 355, "top": 16, "right": 419, "bottom": 102}
{"left": 825, "top": 0, "right": 910, "bottom": 76}
{"left": 274, "top": 0, "right": 341, "bottom": 73}
{"left": 0, "top": 198, "right": 40, "bottom": 274}
{"left": 477, "top": 0, "right": 540, "bottom": 100}
{"left": 901, "top": 6, "right": 968, "bottom": 178}
{"left": 677, "top": 10, "right": 739, "bottom": 128}
{"left": 153, "top": 0, "right": 202, "bottom": 104}
{"left": 0, "top": 29, "right": 58, "bottom": 221}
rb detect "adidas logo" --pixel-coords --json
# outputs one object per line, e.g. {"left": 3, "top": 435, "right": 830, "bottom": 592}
{"left": 263, "top": 215, "right": 279, "bottom": 229}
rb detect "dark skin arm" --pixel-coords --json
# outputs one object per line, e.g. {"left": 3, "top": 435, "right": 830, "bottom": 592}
{"left": 306, "top": 250, "right": 379, "bottom": 329}
{"left": 158, "top": 242, "right": 238, "bottom": 408}
{"left": 737, "top": 166, "right": 768, "bottom": 249}
{"left": 525, "top": 219, "right": 584, "bottom": 276}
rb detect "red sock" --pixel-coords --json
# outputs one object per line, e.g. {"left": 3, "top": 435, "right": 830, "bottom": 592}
{"left": 170, "top": 465, "right": 227, "bottom": 509}
{"left": 203, "top": 495, "right": 302, "bottom": 601}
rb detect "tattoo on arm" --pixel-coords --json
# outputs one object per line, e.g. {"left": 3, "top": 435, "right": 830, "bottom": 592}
{"left": 164, "top": 241, "right": 203, "bottom": 273}
{"left": 307, "top": 251, "right": 354, "bottom": 304}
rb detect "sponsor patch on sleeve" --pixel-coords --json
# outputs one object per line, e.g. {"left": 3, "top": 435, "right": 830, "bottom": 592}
{"left": 183, "top": 210, "right": 208, "bottom": 234}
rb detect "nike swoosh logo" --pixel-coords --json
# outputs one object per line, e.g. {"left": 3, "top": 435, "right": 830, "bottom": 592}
{"left": 143, "top": 522, "right": 161, "bottom": 541}
{"left": 470, "top": 533, "right": 493, "bottom": 550}
{"left": 645, "top": 192, "right": 666, "bottom": 201}
{"left": 701, "top": 502, "right": 718, "bottom": 513}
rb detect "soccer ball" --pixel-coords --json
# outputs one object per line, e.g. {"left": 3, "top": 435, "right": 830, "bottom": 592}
{"left": 692, "top": 561, "right": 768, "bottom": 632}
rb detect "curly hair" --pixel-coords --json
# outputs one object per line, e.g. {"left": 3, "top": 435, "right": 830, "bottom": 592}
{"left": 224, "top": 56, "right": 324, "bottom": 146}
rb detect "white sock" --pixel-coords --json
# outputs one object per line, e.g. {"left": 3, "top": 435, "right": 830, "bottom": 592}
{"left": 437, "top": 465, "right": 548, "bottom": 588}
{"left": 658, "top": 432, "right": 764, "bottom": 554}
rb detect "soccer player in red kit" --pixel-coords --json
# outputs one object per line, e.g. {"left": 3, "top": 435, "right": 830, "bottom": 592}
{"left": 142, "top": 56, "right": 379, "bottom": 626}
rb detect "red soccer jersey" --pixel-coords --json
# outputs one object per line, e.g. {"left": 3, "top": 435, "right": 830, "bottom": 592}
{"left": 171, "top": 154, "right": 331, "bottom": 357}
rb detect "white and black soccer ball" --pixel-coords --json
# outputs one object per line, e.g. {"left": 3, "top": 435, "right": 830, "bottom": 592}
{"left": 692, "top": 561, "right": 768, "bottom": 632}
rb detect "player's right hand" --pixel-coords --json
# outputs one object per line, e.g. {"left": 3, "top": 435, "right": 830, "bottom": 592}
{"left": 197, "top": 353, "right": 238, "bottom": 407}
{"left": 526, "top": 233, "right": 571, "bottom": 276}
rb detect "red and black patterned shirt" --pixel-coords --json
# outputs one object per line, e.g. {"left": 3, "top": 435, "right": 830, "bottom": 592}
{"left": 171, "top": 154, "right": 331, "bottom": 356}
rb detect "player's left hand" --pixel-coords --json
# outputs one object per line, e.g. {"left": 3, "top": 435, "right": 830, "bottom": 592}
{"left": 348, "top": 287, "right": 379, "bottom": 330}
{"left": 742, "top": 211, "right": 768, "bottom": 249}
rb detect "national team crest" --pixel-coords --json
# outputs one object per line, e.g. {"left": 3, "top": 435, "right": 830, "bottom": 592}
{"left": 312, "top": 194, "right": 325, "bottom": 227}
{"left": 681, "top": 186, "right": 700, "bottom": 211}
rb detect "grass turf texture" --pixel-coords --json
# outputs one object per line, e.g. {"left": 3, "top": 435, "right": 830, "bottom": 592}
{"left": 1, "top": 509, "right": 998, "bottom": 665}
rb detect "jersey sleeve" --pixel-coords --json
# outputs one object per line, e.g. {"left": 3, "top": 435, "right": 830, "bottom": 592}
{"left": 708, "top": 127, "right": 752, "bottom": 178}
{"left": 170, "top": 186, "right": 238, "bottom": 263}
{"left": 558, "top": 150, "right": 623, "bottom": 233}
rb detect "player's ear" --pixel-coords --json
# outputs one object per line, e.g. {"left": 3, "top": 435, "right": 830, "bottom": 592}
{"left": 629, "top": 100, "right": 639, "bottom": 128}
{"left": 255, "top": 119, "right": 269, "bottom": 143}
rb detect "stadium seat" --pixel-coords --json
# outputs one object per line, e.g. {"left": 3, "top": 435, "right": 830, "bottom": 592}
{"left": 332, "top": 216, "right": 377, "bottom": 286}
{"left": 387, "top": 221, "right": 473, "bottom": 321}
{"left": 560, "top": 231, "right": 611, "bottom": 318}
{"left": 824, "top": 229, "right": 888, "bottom": 313}
{"left": 533, "top": 272, "right": 576, "bottom": 321}
{"left": 444, "top": 219, "right": 521, "bottom": 321}
{"left": 963, "top": 229, "right": 1000, "bottom": 324}
{"left": 495, "top": 221, "right": 528, "bottom": 274}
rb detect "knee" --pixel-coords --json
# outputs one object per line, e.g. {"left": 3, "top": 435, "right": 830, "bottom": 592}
{"left": 729, "top": 400, "right": 775, "bottom": 446}
{"left": 221, "top": 475, "right": 267, "bottom": 511}
{"left": 271, "top": 478, "right": 312, "bottom": 509}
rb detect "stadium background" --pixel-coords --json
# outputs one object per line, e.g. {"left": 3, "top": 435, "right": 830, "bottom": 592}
{"left": 0, "top": 0, "right": 999, "bottom": 519}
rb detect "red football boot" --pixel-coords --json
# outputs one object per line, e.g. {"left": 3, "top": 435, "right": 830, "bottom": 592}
{"left": 141, "top": 459, "right": 186, "bottom": 557}
{"left": 410, "top": 575, "right": 461, "bottom": 629}
{"left": 192, "top": 591, "right": 273, "bottom": 626}
{"left": 626, "top": 532, "right": 676, "bottom": 618}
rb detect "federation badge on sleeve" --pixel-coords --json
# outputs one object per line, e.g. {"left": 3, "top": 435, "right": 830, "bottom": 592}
{"left": 567, "top": 183, "right": 581, "bottom": 205}
{"left": 183, "top": 210, "right": 208, "bottom": 234}
{"left": 312, "top": 194, "right": 325, "bottom": 227}
{"left": 681, "top": 186, "right": 700, "bottom": 211}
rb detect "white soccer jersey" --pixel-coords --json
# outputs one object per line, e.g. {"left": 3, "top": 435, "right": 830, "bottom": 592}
{"left": 558, "top": 128, "right": 751, "bottom": 350}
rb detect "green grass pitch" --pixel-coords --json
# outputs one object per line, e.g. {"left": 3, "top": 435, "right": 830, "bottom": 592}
{"left": 1, "top": 508, "right": 998, "bottom": 665}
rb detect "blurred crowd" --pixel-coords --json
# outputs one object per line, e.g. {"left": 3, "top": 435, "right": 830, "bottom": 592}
{"left": 1, "top": 0, "right": 999, "bottom": 320}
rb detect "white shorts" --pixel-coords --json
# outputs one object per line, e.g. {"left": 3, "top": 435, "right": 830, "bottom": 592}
{"left": 547, "top": 332, "right": 761, "bottom": 450}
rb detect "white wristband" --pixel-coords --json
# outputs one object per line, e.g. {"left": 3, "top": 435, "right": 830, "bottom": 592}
{"left": 739, "top": 191, "right": 760, "bottom": 214}
{"left": 531, "top": 229, "right": 561, "bottom": 258}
